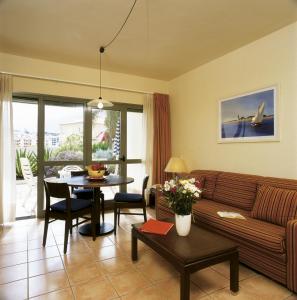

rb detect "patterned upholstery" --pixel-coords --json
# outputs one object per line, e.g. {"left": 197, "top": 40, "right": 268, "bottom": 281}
{"left": 193, "top": 199, "right": 286, "bottom": 254}
{"left": 286, "top": 219, "right": 297, "bottom": 291}
{"left": 213, "top": 172, "right": 260, "bottom": 211}
{"left": 190, "top": 170, "right": 220, "bottom": 199}
{"left": 155, "top": 169, "right": 297, "bottom": 293}
{"left": 251, "top": 185, "right": 297, "bottom": 227}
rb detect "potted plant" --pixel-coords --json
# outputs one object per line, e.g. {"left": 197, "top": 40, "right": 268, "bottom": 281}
{"left": 161, "top": 178, "right": 202, "bottom": 236}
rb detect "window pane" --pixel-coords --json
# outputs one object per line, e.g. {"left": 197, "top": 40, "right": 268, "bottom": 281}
{"left": 127, "top": 111, "right": 143, "bottom": 159}
{"left": 127, "top": 163, "right": 145, "bottom": 194}
{"left": 13, "top": 101, "right": 38, "bottom": 218}
{"left": 92, "top": 109, "right": 121, "bottom": 161}
{"left": 44, "top": 104, "right": 84, "bottom": 161}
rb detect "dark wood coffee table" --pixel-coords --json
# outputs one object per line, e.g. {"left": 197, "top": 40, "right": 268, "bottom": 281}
{"left": 131, "top": 222, "right": 239, "bottom": 300}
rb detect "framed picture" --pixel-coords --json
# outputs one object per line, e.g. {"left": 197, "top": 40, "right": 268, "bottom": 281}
{"left": 218, "top": 86, "right": 278, "bottom": 143}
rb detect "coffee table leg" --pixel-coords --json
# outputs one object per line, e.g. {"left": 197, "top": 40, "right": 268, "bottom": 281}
{"left": 131, "top": 230, "right": 138, "bottom": 261}
{"left": 230, "top": 251, "right": 239, "bottom": 293}
{"left": 180, "top": 271, "right": 190, "bottom": 300}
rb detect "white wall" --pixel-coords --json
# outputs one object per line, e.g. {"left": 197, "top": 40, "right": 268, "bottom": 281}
{"left": 0, "top": 52, "right": 169, "bottom": 104}
{"left": 169, "top": 22, "right": 297, "bottom": 179}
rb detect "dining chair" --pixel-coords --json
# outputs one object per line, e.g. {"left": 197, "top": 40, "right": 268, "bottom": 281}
{"left": 71, "top": 170, "right": 105, "bottom": 222}
{"left": 43, "top": 180, "right": 96, "bottom": 254}
{"left": 113, "top": 176, "right": 149, "bottom": 235}
{"left": 20, "top": 157, "right": 37, "bottom": 213}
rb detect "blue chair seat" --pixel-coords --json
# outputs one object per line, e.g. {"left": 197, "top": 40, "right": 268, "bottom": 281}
{"left": 114, "top": 193, "right": 143, "bottom": 203}
{"left": 50, "top": 199, "right": 92, "bottom": 212}
{"left": 73, "top": 188, "right": 93, "bottom": 199}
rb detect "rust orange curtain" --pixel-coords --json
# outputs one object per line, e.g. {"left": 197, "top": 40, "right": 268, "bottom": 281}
{"left": 152, "top": 93, "right": 171, "bottom": 184}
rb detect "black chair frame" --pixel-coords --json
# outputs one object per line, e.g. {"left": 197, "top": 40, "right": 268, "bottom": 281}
{"left": 114, "top": 176, "right": 149, "bottom": 235}
{"left": 43, "top": 180, "right": 96, "bottom": 254}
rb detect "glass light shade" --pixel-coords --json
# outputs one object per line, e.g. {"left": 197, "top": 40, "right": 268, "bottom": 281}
{"left": 164, "top": 157, "right": 188, "bottom": 173}
{"left": 87, "top": 98, "right": 113, "bottom": 108}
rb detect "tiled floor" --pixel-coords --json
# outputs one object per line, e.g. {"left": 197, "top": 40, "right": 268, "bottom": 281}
{"left": 0, "top": 208, "right": 296, "bottom": 299}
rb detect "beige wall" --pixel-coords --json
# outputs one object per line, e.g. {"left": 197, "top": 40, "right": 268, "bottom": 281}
{"left": 0, "top": 52, "right": 169, "bottom": 104}
{"left": 169, "top": 22, "right": 297, "bottom": 179}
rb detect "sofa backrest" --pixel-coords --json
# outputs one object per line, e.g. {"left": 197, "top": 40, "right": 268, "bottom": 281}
{"left": 190, "top": 170, "right": 220, "bottom": 200}
{"left": 257, "top": 176, "right": 297, "bottom": 191}
{"left": 213, "top": 172, "right": 261, "bottom": 211}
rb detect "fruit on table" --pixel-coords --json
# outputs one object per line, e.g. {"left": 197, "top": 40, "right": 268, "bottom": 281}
{"left": 86, "top": 164, "right": 106, "bottom": 178}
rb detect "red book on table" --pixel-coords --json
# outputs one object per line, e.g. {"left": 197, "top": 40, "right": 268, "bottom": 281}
{"left": 139, "top": 219, "right": 174, "bottom": 235}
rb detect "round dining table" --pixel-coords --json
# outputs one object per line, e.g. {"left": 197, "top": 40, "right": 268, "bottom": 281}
{"left": 63, "top": 175, "right": 134, "bottom": 236}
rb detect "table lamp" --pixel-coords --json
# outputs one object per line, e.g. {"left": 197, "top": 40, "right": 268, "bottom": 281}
{"left": 164, "top": 157, "right": 188, "bottom": 180}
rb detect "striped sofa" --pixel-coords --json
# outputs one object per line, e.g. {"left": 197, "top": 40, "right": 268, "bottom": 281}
{"left": 156, "top": 170, "right": 297, "bottom": 293}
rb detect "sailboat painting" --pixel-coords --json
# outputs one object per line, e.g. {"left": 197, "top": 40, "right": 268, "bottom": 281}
{"left": 218, "top": 87, "right": 277, "bottom": 142}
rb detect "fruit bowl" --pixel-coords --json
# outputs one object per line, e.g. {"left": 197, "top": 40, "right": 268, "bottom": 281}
{"left": 86, "top": 164, "right": 106, "bottom": 178}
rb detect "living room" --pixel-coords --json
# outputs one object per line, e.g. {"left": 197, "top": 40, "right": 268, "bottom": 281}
{"left": 0, "top": 0, "right": 297, "bottom": 299}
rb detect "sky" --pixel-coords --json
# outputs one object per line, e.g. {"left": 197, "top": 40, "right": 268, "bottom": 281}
{"left": 221, "top": 89, "right": 275, "bottom": 122}
{"left": 13, "top": 103, "right": 83, "bottom": 133}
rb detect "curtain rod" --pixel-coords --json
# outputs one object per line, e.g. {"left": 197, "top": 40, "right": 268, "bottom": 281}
{"left": 0, "top": 71, "right": 154, "bottom": 95}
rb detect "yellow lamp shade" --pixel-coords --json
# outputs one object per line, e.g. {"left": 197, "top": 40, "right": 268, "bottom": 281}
{"left": 164, "top": 157, "right": 188, "bottom": 173}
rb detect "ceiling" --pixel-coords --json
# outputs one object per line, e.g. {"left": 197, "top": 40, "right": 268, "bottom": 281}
{"left": 0, "top": 0, "right": 297, "bottom": 80}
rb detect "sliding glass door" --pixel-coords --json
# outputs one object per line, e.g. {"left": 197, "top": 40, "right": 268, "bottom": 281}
{"left": 13, "top": 99, "right": 38, "bottom": 219}
{"left": 13, "top": 94, "right": 144, "bottom": 219}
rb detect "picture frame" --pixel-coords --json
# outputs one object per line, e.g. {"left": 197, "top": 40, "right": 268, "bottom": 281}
{"left": 218, "top": 86, "right": 278, "bottom": 143}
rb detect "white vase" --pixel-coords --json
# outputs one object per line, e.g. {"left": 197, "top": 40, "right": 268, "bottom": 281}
{"left": 175, "top": 213, "right": 191, "bottom": 236}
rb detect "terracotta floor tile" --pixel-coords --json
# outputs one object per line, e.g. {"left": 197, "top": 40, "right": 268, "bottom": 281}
{"left": 0, "top": 251, "right": 27, "bottom": 268}
{"left": 30, "top": 287, "right": 74, "bottom": 299}
{"left": 191, "top": 267, "right": 229, "bottom": 294}
{"left": 120, "top": 285, "right": 166, "bottom": 300}
{"left": 29, "top": 256, "right": 64, "bottom": 277}
{"left": 93, "top": 244, "right": 123, "bottom": 261}
{"left": 66, "top": 262, "right": 104, "bottom": 286}
{"left": 28, "top": 238, "right": 56, "bottom": 250}
{"left": 211, "top": 261, "right": 258, "bottom": 281}
{"left": 72, "top": 277, "right": 118, "bottom": 300}
{"left": 62, "top": 252, "right": 95, "bottom": 268}
{"left": 85, "top": 236, "right": 114, "bottom": 249}
{"left": 154, "top": 276, "right": 207, "bottom": 300}
{"left": 135, "top": 258, "right": 175, "bottom": 283}
{"left": 0, "top": 278, "right": 27, "bottom": 300}
{"left": 285, "top": 295, "right": 297, "bottom": 300}
{"left": 0, "top": 263, "right": 28, "bottom": 284}
{"left": 107, "top": 268, "right": 151, "bottom": 296}
{"left": 28, "top": 245, "right": 60, "bottom": 262}
{"left": 238, "top": 275, "right": 292, "bottom": 300}
{"left": 0, "top": 241, "right": 27, "bottom": 255}
{"left": 99, "top": 256, "right": 135, "bottom": 275}
{"left": 57, "top": 242, "right": 92, "bottom": 256}
{"left": 29, "top": 269, "right": 69, "bottom": 298}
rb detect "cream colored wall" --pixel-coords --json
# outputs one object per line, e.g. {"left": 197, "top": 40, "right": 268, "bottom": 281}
{"left": 169, "top": 22, "right": 297, "bottom": 179}
{"left": 0, "top": 52, "right": 169, "bottom": 104}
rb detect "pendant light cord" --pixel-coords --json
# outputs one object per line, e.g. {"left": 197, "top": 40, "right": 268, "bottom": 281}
{"left": 103, "top": 0, "right": 138, "bottom": 50}
{"left": 97, "top": 0, "right": 138, "bottom": 105}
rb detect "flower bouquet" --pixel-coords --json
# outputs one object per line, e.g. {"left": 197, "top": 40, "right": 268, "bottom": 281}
{"left": 161, "top": 178, "right": 202, "bottom": 236}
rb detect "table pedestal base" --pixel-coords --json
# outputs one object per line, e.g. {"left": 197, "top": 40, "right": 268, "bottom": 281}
{"left": 79, "top": 222, "right": 114, "bottom": 236}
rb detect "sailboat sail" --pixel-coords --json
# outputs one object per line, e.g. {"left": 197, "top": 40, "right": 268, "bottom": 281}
{"left": 251, "top": 102, "right": 265, "bottom": 125}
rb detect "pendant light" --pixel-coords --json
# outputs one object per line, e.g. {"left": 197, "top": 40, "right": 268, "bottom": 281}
{"left": 87, "top": 0, "right": 137, "bottom": 109}
{"left": 88, "top": 47, "right": 113, "bottom": 109}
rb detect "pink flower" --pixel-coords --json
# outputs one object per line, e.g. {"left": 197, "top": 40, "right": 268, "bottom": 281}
{"left": 172, "top": 187, "right": 177, "bottom": 193}
{"left": 195, "top": 181, "right": 202, "bottom": 189}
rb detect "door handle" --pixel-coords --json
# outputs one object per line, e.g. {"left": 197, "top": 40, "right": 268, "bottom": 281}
{"left": 119, "top": 155, "right": 126, "bottom": 162}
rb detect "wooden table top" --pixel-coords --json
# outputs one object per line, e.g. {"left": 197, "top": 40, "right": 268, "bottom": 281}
{"left": 132, "top": 221, "right": 238, "bottom": 265}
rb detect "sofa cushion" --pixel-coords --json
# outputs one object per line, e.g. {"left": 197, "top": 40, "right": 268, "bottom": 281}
{"left": 193, "top": 199, "right": 286, "bottom": 254}
{"left": 213, "top": 172, "right": 260, "bottom": 211}
{"left": 251, "top": 185, "right": 297, "bottom": 227}
{"left": 190, "top": 170, "right": 219, "bottom": 200}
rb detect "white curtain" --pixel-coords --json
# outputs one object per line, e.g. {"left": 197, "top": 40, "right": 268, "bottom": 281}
{"left": 0, "top": 74, "right": 16, "bottom": 224}
{"left": 142, "top": 94, "right": 154, "bottom": 202}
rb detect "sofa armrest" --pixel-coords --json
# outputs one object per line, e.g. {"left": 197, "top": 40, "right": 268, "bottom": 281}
{"left": 286, "top": 219, "right": 297, "bottom": 293}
